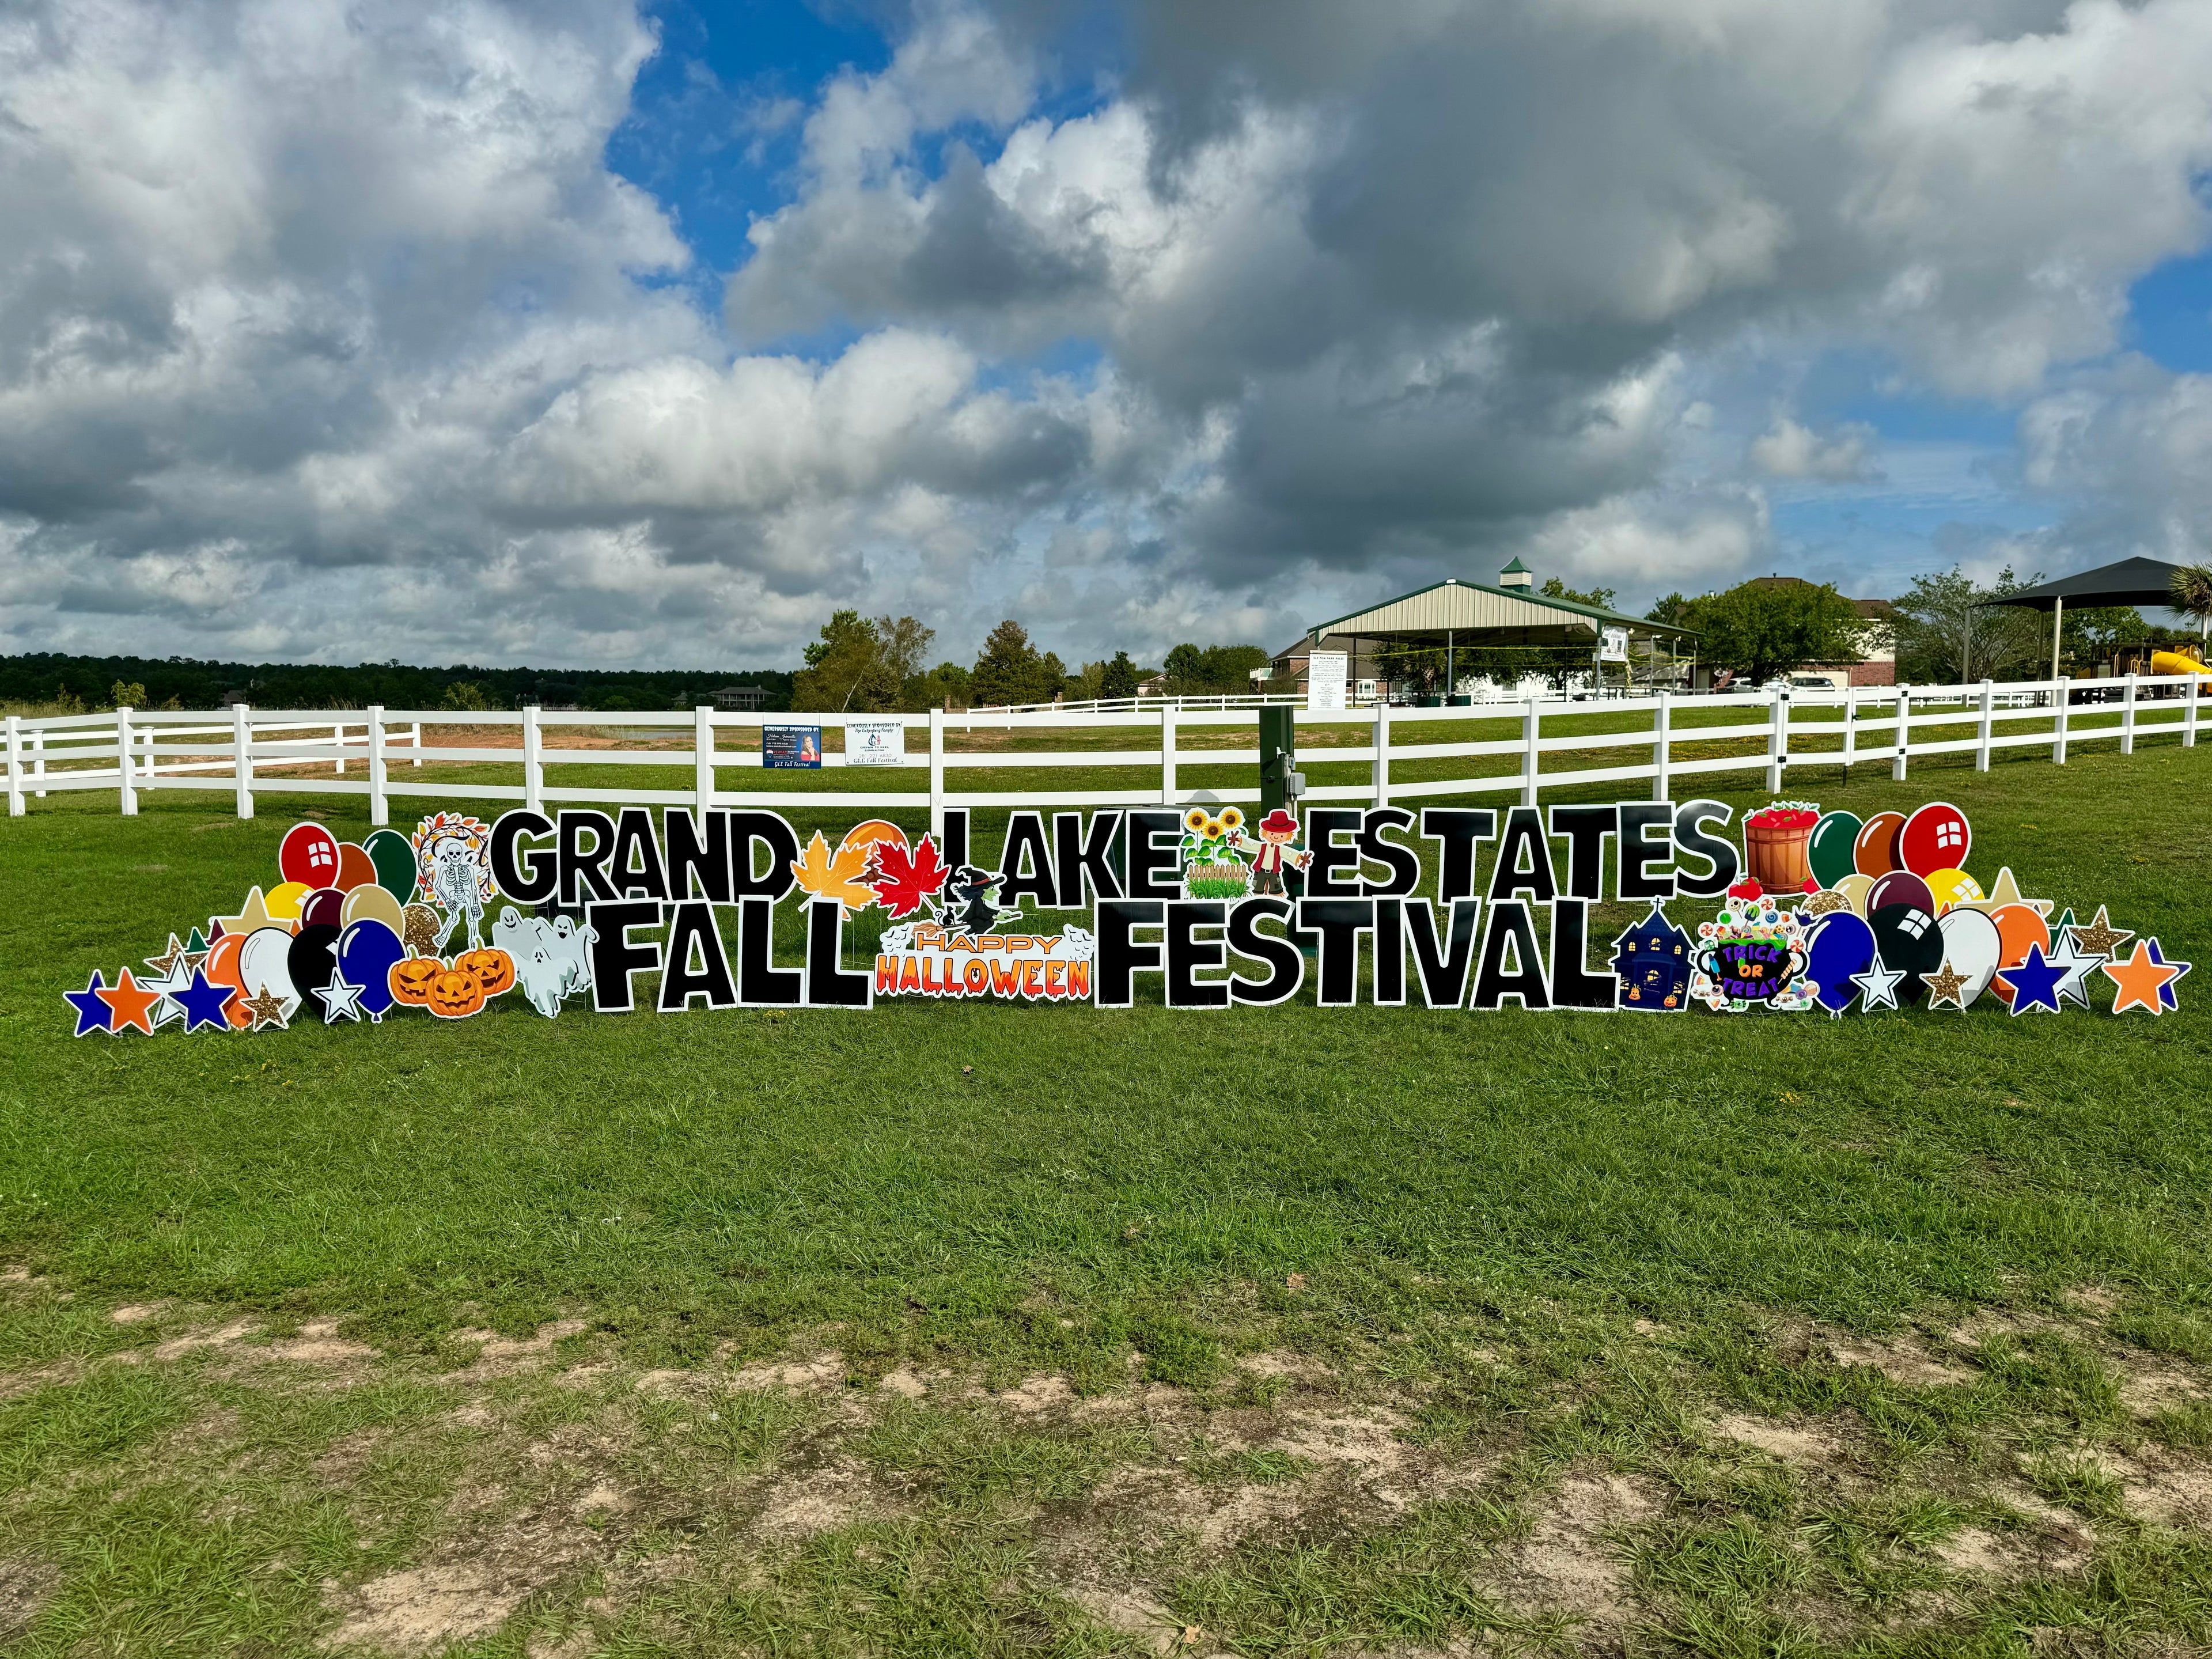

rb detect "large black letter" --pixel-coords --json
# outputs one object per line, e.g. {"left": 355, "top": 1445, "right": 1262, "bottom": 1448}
{"left": 665, "top": 809, "right": 733, "bottom": 903}
{"left": 659, "top": 900, "right": 737, "bottom": 1011}
{"left": 1548, "top": 804, "right": 1616, "bottom": 902}
{"left": 1421, "top": 809, "right": 1496, "bottom": 903}
{"left": 997, "top": 811, "right": 1057, "bottom": 910}
{"left": 1618, "top": 801, "right": 1676, "bottom": 901}
{"left": 1547, "top": 897, "right": 1618, "bottom": 1010}
{"left": 1306, "top": 809, "right": 1363, "bottom": 897}
{"left": 1296, "top": 897, "right": 1374, "bottom": 1007}
{"left": 586, "top": 899, "right": 664, "bottom": 1012}
{"left": 558, "top": 810, "right": 618, "bottom": 907}
{"left": 608, "top": 806, "right": 669, "bottom": 900}
{"left": 1095, "top": 898, "right": 1165, "bottom": 1007}
{"left": 1470, "top": 899, "right": 1550, "bottom": 1011}
{"left": 1358, "top": 807, "right": 1420, "bottom": 896}
{"left": 729, "top": 812, "right": 800, "bottom": 902}
{"left": 490, "top": 810, "right": 556, "bottom": 903}
{"left": 1227, "top": 897, "right": 1304, "bottom": 1006}
{"left": 1126, "top": 812, "right": 1182, "bottom": 899}
{"left": 804, "top": 899, "right": 872, "bottom": 1007}
{"left": 1673, "top": 800, "right": 1739, "bottom": 897}
{"left": 1165, "top": 900, "right": 1229, "bottom": 1009}
{"left": 1055, "top": 810, "right": 1123, "bottom": 906}
{"left": 736, "top": 897, "right": 802, "bottom": 1005}
{"left": 1487, "top": 807, "right": 1556, "bottom": 904}
{"left": 1406, "top": 898, "right": 1482, "bottom": 1009}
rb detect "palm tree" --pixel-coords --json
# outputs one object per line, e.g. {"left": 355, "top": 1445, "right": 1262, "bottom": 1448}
{"left": 2172, "top": 563, "right": 2212, "bottom": 646}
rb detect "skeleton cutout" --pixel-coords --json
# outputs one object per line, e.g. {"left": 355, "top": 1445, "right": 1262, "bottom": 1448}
{"left": 410, "top": 813, "right": 497, "bottom": 956}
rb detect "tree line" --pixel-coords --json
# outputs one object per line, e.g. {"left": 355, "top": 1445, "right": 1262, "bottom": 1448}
{"left": 0, "top": 653, "right": 792, "bottom": 714}
{"left": 789, "top": 612, "right": 1271, "bottom": 711}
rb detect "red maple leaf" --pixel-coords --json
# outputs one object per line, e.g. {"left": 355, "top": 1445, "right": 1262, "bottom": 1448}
{"left": 868, "top": 834, "right": 949, "bottom": 919}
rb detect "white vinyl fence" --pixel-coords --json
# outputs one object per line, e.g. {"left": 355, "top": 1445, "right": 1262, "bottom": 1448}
{"left": 5, "top": 674, "right": 2202, "bottom": 840}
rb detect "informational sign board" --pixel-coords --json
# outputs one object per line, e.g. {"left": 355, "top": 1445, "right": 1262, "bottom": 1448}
{"left": 1599, "top": 626, "right": 1630, "bottom": 664}
{"left": 763, "top": 725, "right": 821, "bottom": 768}
{"left": 1306, "top": 650, "right": 1348, "bottom": 711}
{"left": 845, "top": 719, "right": 906, "bottom": 767}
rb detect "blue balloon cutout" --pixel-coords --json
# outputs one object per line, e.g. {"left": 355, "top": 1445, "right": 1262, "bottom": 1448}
{"left": 1806, "top": 911, "right": 1877, "bottom": 1015}
{"left": 335, "top": 919, "right": 406, "bottom": 1020}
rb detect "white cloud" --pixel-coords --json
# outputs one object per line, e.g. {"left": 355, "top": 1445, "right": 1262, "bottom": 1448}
{"left": 1749, "top": 418, "right": 1881, "bottom": 482}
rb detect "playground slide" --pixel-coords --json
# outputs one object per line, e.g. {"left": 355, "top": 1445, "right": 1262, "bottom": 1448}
{"left": 2150, "top": 650, "right": 2212, "bottom": 679}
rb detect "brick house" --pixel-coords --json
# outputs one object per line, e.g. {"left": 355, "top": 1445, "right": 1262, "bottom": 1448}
{"left": 1744, "top": 577, "right": 1896, "bottom": 688}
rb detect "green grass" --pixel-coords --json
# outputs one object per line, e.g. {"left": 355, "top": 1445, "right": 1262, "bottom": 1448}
{"left": 3, "top": 734, "right": 2211, "bottom": 1652}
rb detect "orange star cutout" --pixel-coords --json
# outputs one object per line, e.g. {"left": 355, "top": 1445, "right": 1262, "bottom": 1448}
{"left": 95, "top": 968, "right": 164, "bottom": 1035}
{"left": 2103, "top": 942, "right": 2183, "bottom": 1016}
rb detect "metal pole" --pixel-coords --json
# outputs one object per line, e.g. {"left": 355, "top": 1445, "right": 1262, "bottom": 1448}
{"left": 2122, "top": 672, "right": 2138, "bottom": 753}
{"left": 1840, "top": 685, "right": 1856, "bottom": 777}
{"left": 928, "top": 706, "right": 945, "bottom": 846}
{"left": 2051, "top": 596, "right": 2063, "bottom": 685}
{"left": 524, "top": 703, "right": 544, "bottom": 813}
{"left": 1160, "top": 704, "right": 1178, "bottom": 806}
{"left": 1891, "top": 687, "right": 1910, "bottom": 782}
{"left": 694, "top": 704, "right": 715, "bottom": 817}
{"left": 116, "top": 704, "right": 137, "bottom": 816}
{"left": 1372, "top": 700, "right": 1391, "bottom": 809}
{"left": 1975, "top": 678, "right": 1993, "bottom": 772}
{"left": 1651, "top": 690, "right": 1671, "bottom": 802}
{"left": 2053, "top": 679, "right": 2069, "bottom": 766}
{"left": 1765, "top": 690, "right": 1786, "bottom": 794}
{"left": 5, "top": 715, "right": 20, "bottom": 817}
{"left": 1520, "top": 696, "right": 1541, "bottom": 808}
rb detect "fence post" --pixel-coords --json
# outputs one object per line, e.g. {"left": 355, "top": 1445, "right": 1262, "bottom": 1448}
{"left": 1891, "top": 687, "right": 1910, "bottom": 782}
{"left": 1839, "top": 687, "right": 1856, "bottom": 777}
{"left": 32, "top": 726, "right": 46, "bottom": 797}
{"left": 116, "top": 706, "right": 138, "bottom": 816}
{"left": 334, "top": 721, "right": 345, "bottom": 775}
{"left": 694, "top": 705, "right": 715, "bottom": 816}
{"left": 233, "top": 703, "right": 255, "bottom": 820}
{"left": 929, "top": 707, "right": 946, "bottom": 846}
{"left": 2189, "top": 675, "right": 2200, "bottom": 749}
{"left": 523, "top": 703, "right": 544, "bottom": 814}
{"left": 1650, "top": 690, "right": 1671, "bottom": 801}
{"left": 2053, "top": 679, "right": 2070, "bottom": 766}
{"left": 1975, "top": 678, "right": 1994, "bottom": 772}
{"left": 1372, "top": 702, "right": 1391, "bottom": 809}
{"left": 2122, "top": 673, "right": 2138, "bottom": 754}
{"left": 1161, "top": 705, "right": 1179, "bottom": 806}
{"left": 368, "top": 705, "right": 389, "bottom": 827}
{"left": 5, "top": 715, "right": 20, "bottom": 817}
{"left": 1765, "top": 691, "right": 1786, "bottom": 794}
{"left": 411, "top": 719, "right": 423, "bottom": 767}
{"left": 1521, "top": 696, "right": 1541, "bottom": 808}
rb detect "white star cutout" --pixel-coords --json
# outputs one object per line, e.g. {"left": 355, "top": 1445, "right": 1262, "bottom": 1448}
{"left": 1852, "top": 959, "right": 1907, "bottom": 1011}
{"left": 312, "top": 970, "right": 367, "bottom": 1024}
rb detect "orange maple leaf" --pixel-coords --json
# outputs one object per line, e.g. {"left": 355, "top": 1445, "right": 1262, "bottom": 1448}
{"left": 790, "top": 830, "right": 878, "bottom": 918}
{"left": 868, "top": 834, "right": 948, "bottom": 920}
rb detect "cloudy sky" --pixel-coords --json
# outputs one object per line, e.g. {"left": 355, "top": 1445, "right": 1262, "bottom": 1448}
{"left": 4, "top": 0, "right": 2211, "bottom": 671}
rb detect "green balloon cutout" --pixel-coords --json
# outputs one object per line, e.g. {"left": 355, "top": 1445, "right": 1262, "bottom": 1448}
{"left": 1806, "top": 810, "right": 1863, "bottom": 891}
{"left": 363, "top": 828, "right": 418, "bottom": 903}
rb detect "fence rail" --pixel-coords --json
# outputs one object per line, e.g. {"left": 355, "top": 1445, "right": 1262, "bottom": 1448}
{"left": 5, "top": 675, "right": 2202, "bottom": 839}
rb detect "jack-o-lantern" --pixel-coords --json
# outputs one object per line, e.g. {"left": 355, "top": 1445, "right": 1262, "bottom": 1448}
{"left": 389, "top": 955, "right": 443, "bottom": 1007}
{"left": 453, "top": 946, "right": 515, "bottom": 998}
{"left": 426, "top": 967, "right": 486, "bottom": 1020}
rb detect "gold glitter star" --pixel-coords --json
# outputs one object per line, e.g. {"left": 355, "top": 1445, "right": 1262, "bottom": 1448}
{"left": 2067, "top": 904, "right": 2132, "bottom": 961}
{"left": 241, "top": 987, "right": 291, "bottom": 1029}
{"left": 1924, "top": 959, "right": 1971, "bottom": 1009}
{"left": 143, "top": 933, "right": 188, "bottom": 978}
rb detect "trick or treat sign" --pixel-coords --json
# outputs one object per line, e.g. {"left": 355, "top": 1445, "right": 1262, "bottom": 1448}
{"left": 65, "top": 796, "right": 2187, "bottom": 1034}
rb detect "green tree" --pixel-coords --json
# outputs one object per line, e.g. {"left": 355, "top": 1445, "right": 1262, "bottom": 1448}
{"left": 1099, "top": 651, "right": 1139, "bottom": 699}
{"left": 442, "top": 680, "right": 492, "bottom": 711}
{"left": 792, "top": 612, "right": 935, "bottom": 711}
{"left": 971, "top": 620, "right": 1058, "bottom": 707}
{"left": 1679, "top": 579, "right": 1866, "bottom": 684}
{"left": 1645, "top": 592, "right": 1692, "bottom": 628}
{"left": 1890, "top": 567, "right": 2046, "bottom": 684}
{"left": 1540, "top": 575, "right": 1618, "bottom": 609}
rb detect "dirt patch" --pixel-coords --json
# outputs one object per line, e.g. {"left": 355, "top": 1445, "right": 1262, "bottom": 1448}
{"left": 0, "top": 1555, "right": 59, "bottom": 1640}
{"left": 1490, "top": 1471, "right": 1659, "bottom": 1637}
{"left": 153, "top": 1317, "right": 259, "bottom": 1361}
{"left": 2119, "top": 1369, "right": 2203, "bottom": 1416}
{"left": 1710, "top": 1412, "right": 1846, "bottom": 1464}
{"left": 878, "top": 1368, "right": 929, "bottom": 1400}
{"left": 108, "top": 1302, "right": 164, "bottom": 1324}
{"left": 1824, "top": 1331, "right": 1975, "bottom": 1388}
{"left": 268, "top": 1319, "right": 377, "bottom": 1365}
{"left": 322, "top": 1565, "right": 527, "bottom": 1654}
{"left": 994, "top": 1373, "right": 1075, "bottom": 1415}
{"left": 2117, "top": 1453, "right": 2212, "bottom": 1528}
{"left": 441, "top": 1320, "right": 588, "bottom": 1380}
{"left": 1063, "top": 1584, "right": 1187, "bottom": 1654}
{"left": 752, "top": 1459, "right": 882, "bottom": 1537}
{"left": 2060, "top": 1286, "right": 2121, "bottom": 1319}
{"left": 729, "top": 1351, "right": 846, "bottom": 1392}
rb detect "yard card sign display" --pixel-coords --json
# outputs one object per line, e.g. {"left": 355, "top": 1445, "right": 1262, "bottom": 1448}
{"left": 65, "top": 794, "right": 2188, "bottom": 1033}
{"left": 762, "top": 725, "right": 821, "bottom": 768}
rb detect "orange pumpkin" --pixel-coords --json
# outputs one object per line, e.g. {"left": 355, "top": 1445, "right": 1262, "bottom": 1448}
{"left": 426, "top": 967, "right": 486, "bottom": 1020}
{"left": 389, "top": 955, "right": 443, "bottom": 1007}
{"left": 453, "top": 946, "right": 515, "bottom": 998}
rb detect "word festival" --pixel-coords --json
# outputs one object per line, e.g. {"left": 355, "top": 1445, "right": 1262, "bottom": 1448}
{"left": 66, "top": 796, "right": 2189, "bottom": 1036}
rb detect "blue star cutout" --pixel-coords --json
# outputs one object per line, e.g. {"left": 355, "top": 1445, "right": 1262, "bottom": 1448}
{"left": 2148, "top": 938, "right": 2192, "bottom": 1011}
{"left": 173, "top": 968, "right": 238, "bottom": 1033}
{"left": 2003, "top": 942, "right": 2067, "bottom": 1017}
{"left": 65, "top": 970, "right": 113, "bottom": 1037}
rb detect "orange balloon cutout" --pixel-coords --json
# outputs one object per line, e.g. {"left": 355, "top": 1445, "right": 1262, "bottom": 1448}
{"left": 1987, "top": 903, "right": 2054, "bottom": 1006}
{"left": 1853, "top": 812, "right": 1906, "bottom": 878}
{"left": 203, "top": 932, "right": 254, "bottom": 1028}
{"left": 335, "top": 844, "right": 378, "bottom": 892}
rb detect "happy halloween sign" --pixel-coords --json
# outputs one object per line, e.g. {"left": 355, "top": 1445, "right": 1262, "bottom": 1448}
{"left": 63, "top": 798, "right": 2191, "bottom": 1032}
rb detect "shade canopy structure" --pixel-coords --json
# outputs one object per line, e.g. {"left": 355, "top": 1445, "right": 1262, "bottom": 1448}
{"left": 1972, "top": 556, "right": 2187, "bottom": 612}
{"left": 1291, "top": 575, "right": 1696, "bottom": 695}
{"left": 1972, "top": 555, "right": 2196, "bottom": 679}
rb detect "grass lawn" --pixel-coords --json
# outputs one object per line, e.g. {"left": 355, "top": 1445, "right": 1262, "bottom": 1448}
{"left": 3, "top": 736, "right": 2211, "bottom": 1655}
